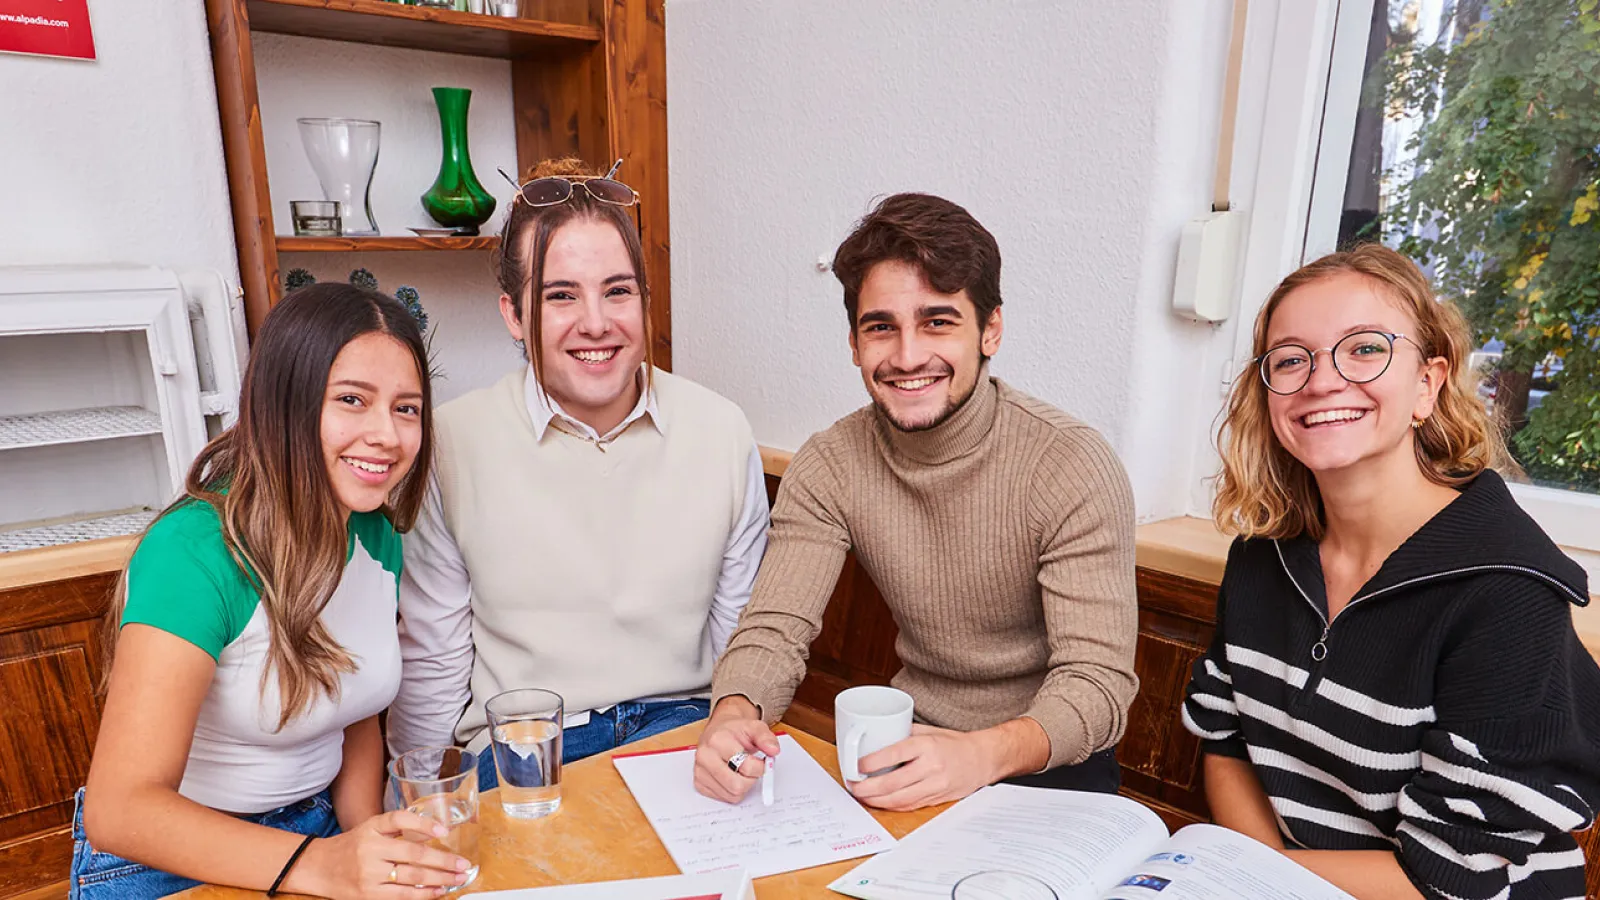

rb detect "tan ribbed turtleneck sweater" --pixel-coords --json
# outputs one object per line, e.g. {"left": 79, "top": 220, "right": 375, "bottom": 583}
{"left": 713, "top": 374, "right": 1139, "bottom": 769}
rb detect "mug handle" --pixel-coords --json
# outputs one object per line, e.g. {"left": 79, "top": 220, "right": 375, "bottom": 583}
{"left": 840, "top": 727, "right": 867, "bottom": 782}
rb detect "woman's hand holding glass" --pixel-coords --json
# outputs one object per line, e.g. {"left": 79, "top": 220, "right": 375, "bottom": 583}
{"left": 286, "top": 809, "right": 472, "bottom": 900}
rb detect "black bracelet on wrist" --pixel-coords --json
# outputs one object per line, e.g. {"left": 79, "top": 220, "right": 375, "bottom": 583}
{"left": 267, "top": 833, "right": 317, "bottom": 897}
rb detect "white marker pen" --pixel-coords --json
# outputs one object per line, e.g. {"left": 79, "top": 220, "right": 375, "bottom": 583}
{"left": 757, "top": 752, "right": 775, "bottom": 806}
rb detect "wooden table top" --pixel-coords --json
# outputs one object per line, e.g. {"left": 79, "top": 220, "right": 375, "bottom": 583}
{"left": 179, "top": 722, "right": 951, "bottom": 899}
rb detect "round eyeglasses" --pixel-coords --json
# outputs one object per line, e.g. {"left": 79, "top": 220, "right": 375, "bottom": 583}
{"left": 1256, "top": 330, "right": 1423, "bottom": 395}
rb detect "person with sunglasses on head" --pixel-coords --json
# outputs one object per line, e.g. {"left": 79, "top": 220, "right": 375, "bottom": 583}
{"left": 387, "top": 157, "right": 768, "bottom": 777}
{"left": 72, "top": 284, "right": 472, "bottom": 900}
{"left": 1182, "top": 244, "right": 1600, "bottom": 900}
{"left": 692, "top": 193, "right": 1140, "bottom": 812}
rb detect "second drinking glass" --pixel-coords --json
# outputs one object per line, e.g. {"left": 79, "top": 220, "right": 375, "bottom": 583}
{"left": 389, "top": 746, "right": 481, "bottom": 891}
{"left": 485, "top": 688, "right": 564, "bottom": 819}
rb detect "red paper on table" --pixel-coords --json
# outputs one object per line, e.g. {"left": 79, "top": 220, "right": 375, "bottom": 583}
{"left": 0, "top": 0, "right": 96, "bottom": 61}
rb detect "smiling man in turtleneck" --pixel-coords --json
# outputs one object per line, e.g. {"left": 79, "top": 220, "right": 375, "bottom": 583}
{"left": 692, "top": 192, "right": 1140, "bottom": 812}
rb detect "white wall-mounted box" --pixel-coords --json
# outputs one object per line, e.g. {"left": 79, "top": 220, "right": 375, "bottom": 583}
{"left": 1172, "top": 210, "right": 1246, "bottom": 323}
{"left": 0, "top": 266, "right": 243, "bottom": 552}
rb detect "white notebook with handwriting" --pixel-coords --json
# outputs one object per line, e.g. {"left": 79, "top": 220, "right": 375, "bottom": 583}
{"left": 612, "top": 733, "right": 896, "bottom": 879}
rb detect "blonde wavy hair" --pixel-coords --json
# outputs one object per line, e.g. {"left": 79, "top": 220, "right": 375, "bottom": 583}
{"left": 1213, "top": 244, "right": 1505, "bottom": 540}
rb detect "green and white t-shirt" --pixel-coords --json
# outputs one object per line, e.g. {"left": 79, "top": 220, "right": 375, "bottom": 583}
{"left": 123, "top": 499, "right": 404, "bottom": 814}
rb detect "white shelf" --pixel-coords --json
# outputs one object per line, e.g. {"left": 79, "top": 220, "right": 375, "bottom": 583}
{"left": 0, "top": 406, "right": 162, "bottom": 451}
{"left": 0, "top": 508, "right": 159, "bottom": 553}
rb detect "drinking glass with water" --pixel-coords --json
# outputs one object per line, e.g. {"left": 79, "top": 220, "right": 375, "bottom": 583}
{"left": 486, "top": 688, "right": 564, "bottom": 819}
{"left": 389, "top": 746, "right": 481, "bottom": 890}
{"left": 951, "top": 871, "right": 1059, "bottom": 899}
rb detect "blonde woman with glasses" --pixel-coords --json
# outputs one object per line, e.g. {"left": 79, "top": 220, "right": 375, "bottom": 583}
{"left": 1182, "top": 244, "right": 1600, "bottom": 900}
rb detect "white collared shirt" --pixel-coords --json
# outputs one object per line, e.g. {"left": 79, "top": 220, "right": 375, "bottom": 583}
{"left": 388, "top": 367, "right": 768, "bottom": 748}
{"left": 523, "top": 367, "right": 657, "bottom": 444}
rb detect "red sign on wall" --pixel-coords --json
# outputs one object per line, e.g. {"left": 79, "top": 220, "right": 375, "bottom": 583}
{"left": 0, "top": 0, "right": 95, "bottom": 61}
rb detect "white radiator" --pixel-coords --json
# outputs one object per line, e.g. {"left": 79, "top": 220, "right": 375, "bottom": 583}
{"left": 0, "top": 265, "right": 246, "bottom": 553}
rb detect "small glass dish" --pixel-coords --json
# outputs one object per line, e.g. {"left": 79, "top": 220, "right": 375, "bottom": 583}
{"left": 289, "top": 200, "right": 341, "bottom": 237}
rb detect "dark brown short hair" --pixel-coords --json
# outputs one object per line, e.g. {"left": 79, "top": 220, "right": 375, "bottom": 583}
{"left": 831, "top": 192, "right": 1002, "bottom": 327}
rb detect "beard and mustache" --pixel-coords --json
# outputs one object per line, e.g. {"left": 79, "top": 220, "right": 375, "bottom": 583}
{"left": 868, "top": 358, "right": 980, "bottom": 433}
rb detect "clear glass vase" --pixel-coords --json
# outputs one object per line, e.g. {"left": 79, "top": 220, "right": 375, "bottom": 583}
{"left": 297, "top": 117, "right": 381, "bottom": 236}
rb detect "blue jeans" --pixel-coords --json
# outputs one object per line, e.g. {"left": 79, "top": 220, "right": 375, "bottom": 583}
{"left": 478, "top": 698, "right": 710, "bottom": 790}
{"left": 69, "top": 787, "right": 340, "bottom": 900}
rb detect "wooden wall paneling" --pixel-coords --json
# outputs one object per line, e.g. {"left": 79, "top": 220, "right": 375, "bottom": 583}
{"left": 204, "top": 0, "right": 281, "bottom": 337}
{"left": 604, "top": 0, "right": 671, "bottom": 370}
{"left": 777, "top": 702, "right": 835, "bottom": 746}
{"left": 0, "top": 833, "right": 72, "bottom": 900}
{"left": 1118, "top": 569, "right": 1218, "bottom": 823}
{"left": 0, "top": 572, "right": 115, "bottom": 900}
{"left": 831, "top": 562, "right": 900, "bottom": 682}
{"left": 1132, "top": 567, "right": 1220, "bottom": 627}
{"left": 790, "top": 555, "right": 899, "bottom": 722}
{"left": 518, "top": 0, "right": 597, "bottom": 27}
{"left": 1117, "top": 608, "right": 1212, "bottom": 829}
{"left": 510, "top": 44, "right": 608, "bottom": 170}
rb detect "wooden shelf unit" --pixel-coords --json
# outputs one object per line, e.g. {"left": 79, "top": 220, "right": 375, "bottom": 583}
{"left": 205, "top": 0, "right": 672, "bottom": 368}
{"left": 276, "top": 234, "right": 501, "bottom": 252}
{"left": 245, "top": 0, "right": 602, "bottom": 57}
{"left": 0, "top": 4, "right": 673, "bottom": 897}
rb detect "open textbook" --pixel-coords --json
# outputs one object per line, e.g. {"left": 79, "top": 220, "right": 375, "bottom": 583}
{"left": 473, "top": 869, "right": 753, "bottom": 900}
{"left": 829, "top": 784, "right": 1356, "bottom": 900}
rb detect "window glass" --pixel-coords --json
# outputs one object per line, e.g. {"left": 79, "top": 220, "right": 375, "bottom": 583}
{"left": 1339, "top": 0, "right": 1600, "bottom": 494}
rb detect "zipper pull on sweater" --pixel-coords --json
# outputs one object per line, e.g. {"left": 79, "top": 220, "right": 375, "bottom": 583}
{"left": 1289, "top": 625, "right": 1334, "bottom": 716}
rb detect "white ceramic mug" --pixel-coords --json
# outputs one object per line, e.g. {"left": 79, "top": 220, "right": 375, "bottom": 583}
{"left": 834, "top": 685, "right": 914, "bottom": 782}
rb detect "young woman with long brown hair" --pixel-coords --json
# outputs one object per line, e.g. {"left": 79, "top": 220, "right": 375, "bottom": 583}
{"left": 1182, "top": 245, "right": 1600, "bottom": 899}
{"left": 71, "top": 284, "right": 472, "bottom": 900}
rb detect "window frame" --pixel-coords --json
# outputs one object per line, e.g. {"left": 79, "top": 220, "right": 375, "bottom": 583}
{"left": 1213, "top": 0, "right": 1600, "bottom": 571}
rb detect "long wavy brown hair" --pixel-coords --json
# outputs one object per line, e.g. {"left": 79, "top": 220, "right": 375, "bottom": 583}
{"left": 493, "top": 157, "right": 655, "bottom": 395}
{"left": 102, "top": 284, "right": 433, "bottom": 728}
{"left": 1213, "top": 244, "right": 1505, "bottom": 540}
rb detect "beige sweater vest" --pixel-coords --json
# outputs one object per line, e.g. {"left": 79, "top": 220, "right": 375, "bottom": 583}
{"left": 434, "top": 368, "right": 754, "bottom": 749}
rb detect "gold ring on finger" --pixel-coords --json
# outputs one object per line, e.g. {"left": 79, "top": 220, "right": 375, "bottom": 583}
{"left": 388, "top": 865, "right": 399, "bottom": 883}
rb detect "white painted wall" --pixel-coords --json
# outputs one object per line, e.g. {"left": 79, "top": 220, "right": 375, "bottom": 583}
{"left": 0, "top": 0, "right": 237, "bottom": 282}
{"left": 255, "top": 34, "right": 526, "bottom": 401}
{"left": 3, "top": 0, "right": 1245, "bottom": 520}
{"left": 667, "top": 0, "right": 1238, "bottom": 521}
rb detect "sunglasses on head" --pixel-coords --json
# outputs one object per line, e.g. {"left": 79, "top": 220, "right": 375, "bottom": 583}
{"left": 497, "top": 158, "right": 640, "bottom": 209}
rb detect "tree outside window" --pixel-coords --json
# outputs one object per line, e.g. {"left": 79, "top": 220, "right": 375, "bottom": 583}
{"left": 1342, "top": 0, "right": 1600, "bottom": 493}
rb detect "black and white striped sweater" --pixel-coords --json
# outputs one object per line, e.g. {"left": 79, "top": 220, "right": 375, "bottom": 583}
{"left": 1182, "top": 471, "right": 1600, "bottom": 900}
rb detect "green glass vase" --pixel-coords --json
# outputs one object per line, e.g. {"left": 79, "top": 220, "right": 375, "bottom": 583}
{"left": 421, "top": 87, "right": 496, "bottom": 234}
